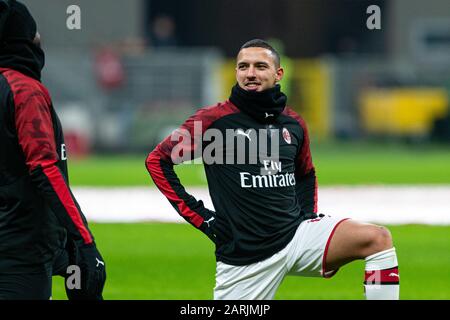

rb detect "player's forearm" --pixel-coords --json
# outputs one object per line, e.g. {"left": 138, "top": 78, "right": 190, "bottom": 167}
{"left": 146, "top": 149, "right": 216, "bottom": 233}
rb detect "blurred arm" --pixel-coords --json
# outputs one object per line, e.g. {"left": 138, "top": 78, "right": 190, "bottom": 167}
{"left": 14, "top": 86, "right": 93, "bottom": 245}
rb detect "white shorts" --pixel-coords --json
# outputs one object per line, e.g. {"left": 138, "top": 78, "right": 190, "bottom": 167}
{"left": 213, "top": 215, "right": 349, "bottom": 300}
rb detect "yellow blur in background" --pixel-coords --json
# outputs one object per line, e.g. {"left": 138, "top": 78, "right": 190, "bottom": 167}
{"left": 360, "top": 88, "right": 449, "bottom": 136}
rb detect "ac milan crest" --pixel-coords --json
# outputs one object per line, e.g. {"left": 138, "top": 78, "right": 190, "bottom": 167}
{"left": 282, "top": 128, "right": 291, "bottom": 144}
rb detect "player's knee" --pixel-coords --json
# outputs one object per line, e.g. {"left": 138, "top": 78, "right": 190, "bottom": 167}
{"left": 366, "top": 226, "right": 393, "bottom": 256}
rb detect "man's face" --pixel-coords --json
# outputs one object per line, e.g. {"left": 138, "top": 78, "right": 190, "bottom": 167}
{"left": 236, "top": 47, "right": 284, "bottom": 92}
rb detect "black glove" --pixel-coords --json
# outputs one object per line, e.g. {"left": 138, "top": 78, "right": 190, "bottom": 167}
{"left": 199, "top": 209, "right": 217, "bottom": 243}
{"left": 65, "top": 242, "right": 106, "bottom": 300}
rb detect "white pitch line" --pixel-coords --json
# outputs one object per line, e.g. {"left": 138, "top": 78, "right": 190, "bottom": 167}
{"left": 72, "top": 186, "right": 450, "bottom": 225}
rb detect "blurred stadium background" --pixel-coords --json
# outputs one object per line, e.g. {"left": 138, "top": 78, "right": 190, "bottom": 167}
{"left": 21, "top": 0, "right": 449, "bottom": 299}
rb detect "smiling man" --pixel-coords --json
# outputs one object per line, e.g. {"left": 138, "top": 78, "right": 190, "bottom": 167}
{"left": 146, "top": 39, "right": 399, "bottom": 300}
{"left": 236, "top": 44, "right": 283, "bottom": 92}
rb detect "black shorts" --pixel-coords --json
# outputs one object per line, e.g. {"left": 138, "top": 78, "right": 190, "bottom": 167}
{"left": 0, "top": 248, "right": 69, "bottom": 300}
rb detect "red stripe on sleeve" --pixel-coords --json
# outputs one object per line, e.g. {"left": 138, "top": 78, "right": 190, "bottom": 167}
{"left": 4, "top": 68, "right": 59, "bottom": 172}
{"left": 146, "top": 151, "right": 204, "bottom": 227}
{"left": 42, "top": 164, "right": 93, "bottom": 244}
{"left": 145, "top": 101, "right": 240, "bottom": 227}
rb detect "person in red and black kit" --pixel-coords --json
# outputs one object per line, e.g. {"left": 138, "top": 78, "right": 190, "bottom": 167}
{"left": 0, "top": 0, "right": 105, "bottom": 299}
{"left": 146, "top": 39, "right": 399, "bottom": 300}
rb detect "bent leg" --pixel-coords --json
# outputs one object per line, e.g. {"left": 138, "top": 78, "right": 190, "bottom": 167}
{"left": 324, "top": 219, "right": 399, "bottom": 300}
{"left": 324, "top": 219, "right": 392, "bottom": 271}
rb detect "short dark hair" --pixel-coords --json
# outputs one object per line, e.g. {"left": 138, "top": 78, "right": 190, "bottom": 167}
{"left": 239, "top": 39, "right": 280, "bottom": 67}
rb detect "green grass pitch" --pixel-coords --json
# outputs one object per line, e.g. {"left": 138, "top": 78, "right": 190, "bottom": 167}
{"left": 51, "top": 223, "right": 450, "bottom": 300}
{"left": 51, "top": 142, "right": 449, "bottom": 299}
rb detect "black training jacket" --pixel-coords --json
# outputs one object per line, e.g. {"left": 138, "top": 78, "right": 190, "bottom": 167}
{"left": 146, "top": 100, "right": 317, "bottom": 266}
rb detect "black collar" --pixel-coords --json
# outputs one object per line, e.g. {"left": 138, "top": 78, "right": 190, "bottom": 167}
{"left": 229, "top": 83, "right": 286, "bottom": 124}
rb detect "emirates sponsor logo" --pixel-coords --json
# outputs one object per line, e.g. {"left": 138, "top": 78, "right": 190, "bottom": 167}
{"left": 240, "top": 171, "right": 296, "bottom": 188}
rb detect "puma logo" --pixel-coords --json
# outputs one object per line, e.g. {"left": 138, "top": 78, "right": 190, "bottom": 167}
{"left": 204, "top": 217, "right": 215, "bottom": 227}
{"left": 236, "top": 129, "right": 252, "bottom": 141}
{"left": 265, "top": 112, "right": 274, "bottom": 118}
{"left": 96, "top": 257, "right": 105, "bottom": 267}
